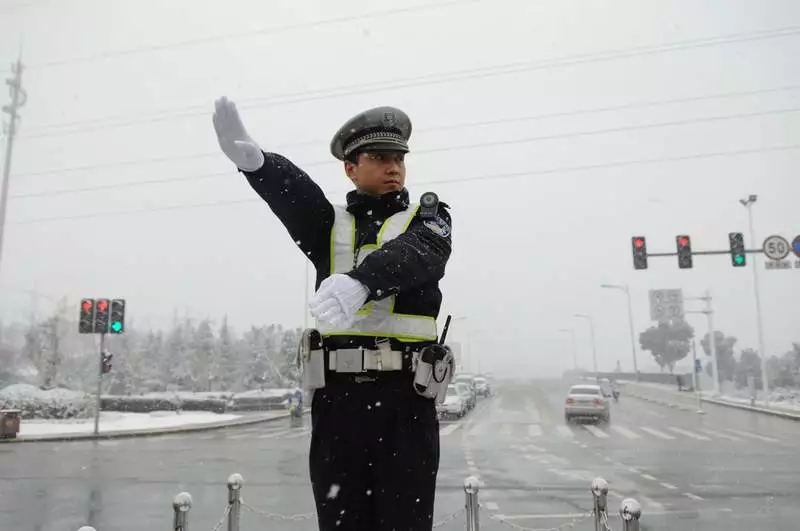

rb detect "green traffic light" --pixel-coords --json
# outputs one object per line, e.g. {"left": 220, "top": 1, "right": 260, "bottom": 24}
{"left": 110, "top": 321, "right": 123, "bottom": 333}
{"left": 733, "top": 254, "right": 746, "bottom": 266}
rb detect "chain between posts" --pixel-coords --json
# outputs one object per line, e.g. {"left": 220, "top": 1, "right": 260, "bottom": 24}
{"left": 489, "top": 510, "right": 594, "bottom": 531}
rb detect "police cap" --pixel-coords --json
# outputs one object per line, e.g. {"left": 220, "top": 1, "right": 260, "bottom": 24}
{"left": 330, "top": 106, "right": 412, "bottom": 161}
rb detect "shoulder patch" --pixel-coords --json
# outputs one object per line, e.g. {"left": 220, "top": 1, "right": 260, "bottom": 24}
{"left": 423, "top": 216, "right": 451, "bottom": 237}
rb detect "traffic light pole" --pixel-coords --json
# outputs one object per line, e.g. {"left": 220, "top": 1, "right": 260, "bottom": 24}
{"left": 743, "top": 201, "right": 770, "bottom": 404}
{"left": 93, "top": 332, "right": 106, "bottom": 436}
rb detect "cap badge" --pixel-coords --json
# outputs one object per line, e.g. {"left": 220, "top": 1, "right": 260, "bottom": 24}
{"left": 382, "top": 111, "right": 396, "bottom": 127}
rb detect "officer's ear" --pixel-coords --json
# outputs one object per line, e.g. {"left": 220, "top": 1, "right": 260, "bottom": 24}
{"left": 344, "top": 160, "right": 358, "bottom": 184}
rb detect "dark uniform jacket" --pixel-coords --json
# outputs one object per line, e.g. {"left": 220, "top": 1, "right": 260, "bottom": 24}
{"left": 242, "top": 152, "right": 452, "bottom": 348}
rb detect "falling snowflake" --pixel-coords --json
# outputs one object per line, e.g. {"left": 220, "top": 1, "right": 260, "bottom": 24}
{"left": 327, "top": 484, "right": 341, "bottom": 499}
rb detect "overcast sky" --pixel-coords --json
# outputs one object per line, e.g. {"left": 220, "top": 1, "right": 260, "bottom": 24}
{"left": 0, "top": 0, "right": 798, "bottom": 377}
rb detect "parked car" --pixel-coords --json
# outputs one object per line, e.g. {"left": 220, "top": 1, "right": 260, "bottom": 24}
{"left": 564, "top": 384, "right": 610, "bottom": 424}
{"left": 455, "top": 382, "right": 476, "bottom": 411}
{"left": 436, "top": 384, "right": 467, "bottom": 419}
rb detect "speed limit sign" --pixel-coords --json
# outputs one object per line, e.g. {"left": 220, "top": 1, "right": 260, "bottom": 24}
{"left": 762, "top": 234, "right": 790, "bottom": 261}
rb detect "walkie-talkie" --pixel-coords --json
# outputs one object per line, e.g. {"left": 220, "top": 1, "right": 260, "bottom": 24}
{"left": 413, "top": 314, "right": 456, "bottom": 402}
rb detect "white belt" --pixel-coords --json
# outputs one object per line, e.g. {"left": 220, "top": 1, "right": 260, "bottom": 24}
{"left": 328, "top": 348, "right": 404, "bottom": 372}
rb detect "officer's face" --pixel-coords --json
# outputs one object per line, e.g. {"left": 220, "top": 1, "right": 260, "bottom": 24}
{"left": 345, "top": 151, "right": 406, "bottom": 195}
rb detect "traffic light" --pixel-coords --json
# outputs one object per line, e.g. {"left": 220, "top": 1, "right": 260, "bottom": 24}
{"left": 94, "top": 299, "right": 110, "bottom": 334}
{"left": 101, "top": 351, "right": 113, "bottom": 374}
{"left": 109, "top": 299, "right": 125, "bottom": 334}
{"left": 676, "top": 235, "right": 693, "bottom": 269}
{"left": 729, "top": 232, "right": 746, "bottom": 267}
{"left": 631, "top": 236, "right": 648, "bottom": 270}
{"left": 79, "top": 299, "right": 95, "bottom": 334}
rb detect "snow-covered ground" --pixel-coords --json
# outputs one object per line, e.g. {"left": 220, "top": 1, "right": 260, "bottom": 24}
{"left": 18, "top": 410, "right": 243, "bottom": 437}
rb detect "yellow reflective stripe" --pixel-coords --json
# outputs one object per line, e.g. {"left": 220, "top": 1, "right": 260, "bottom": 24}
{"left": 320, "top": 203, "right": 438, "bottom": 341}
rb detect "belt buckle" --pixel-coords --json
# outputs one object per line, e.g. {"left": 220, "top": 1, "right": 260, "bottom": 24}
{"left": 336, "top": 349, "right": 364, "bottom": 373}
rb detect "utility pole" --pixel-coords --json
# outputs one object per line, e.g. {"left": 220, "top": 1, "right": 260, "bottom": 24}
{"left": 574, "top": 313, "right": 598, "bottom": 374}
{"left": 686, "top": 290, "right": 720, "bottom": 396}
{"left": 559, "top": 327, "right": 578, "bottom": 370}
{"left": 0, "top": 54, "right": 26, "bottom": 278}
{"left": 600, "top": 284, "right": 639, "bottom": 377}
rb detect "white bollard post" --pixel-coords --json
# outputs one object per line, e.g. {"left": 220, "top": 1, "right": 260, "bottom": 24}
{"left": 620, "top": 498, "right": 642, "bottom": 531}
{"left": 227, "top": 473, "right": 244, "bottom": 531}
{"left": 173, "top": 492, "right": 193, "bottom": 531}
{"left": 464, "top": 475, "right": 481, "bottom": 531}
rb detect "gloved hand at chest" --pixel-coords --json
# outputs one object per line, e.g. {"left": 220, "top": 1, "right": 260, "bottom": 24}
{"left": 309, "top": 274, "right": 370, "bottom": 329}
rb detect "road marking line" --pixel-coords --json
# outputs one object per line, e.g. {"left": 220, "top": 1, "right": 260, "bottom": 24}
{"left": 485, "top": 502, "right": 500, "bottom": 511}
{"left": 466, "top": 460, "right": 476, "bottom": 467}
{"left": 583, "top": 425, "right": 609, "bottom": 438}
{"left": 661, "top": 482, "right": 678, "bottom": 490}
{"left": 556, "top": 425, "right": 575, "bottom": 438}
{"left": 640, "top": 473, "right": 658, "bottom": 481}
{"left": 440, "top": 424, "right": 461, "bottom": 437}
{"left": 641, "top": 496, "right": 665, "bottom": 512}
{"left": 668, "top": 427, "right": 710, "bottom": 440}
{"left": 725, "top": 429, "right": 779, "bottom": 443}
{"left": 257, "top": 430, "right": 292, "bottom": 439}
{"left": 640, "top": 427, "right": 675, "bottom": 440}
{"left": 684, "top": 493, "right": 704, "bottom": 501}
{"left": 285, "top": 429, "right": 311, "bottom": 439}
{"left": 700, "top": 429, "right": 741, "bottom": 441}
{"left": 525, "top": 444, "right": 547, "bottom": 453}
{"left": 528, "top": 424, "right": 543, "bottom": 438}
{"left": 611, "top": 426, "right": 641, "bottom": 439}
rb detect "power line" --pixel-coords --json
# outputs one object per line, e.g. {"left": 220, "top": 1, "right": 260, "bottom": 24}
{"left": 14, "top": 0, "right": 486, "bottom": 73}
{"left": 11, "top": 104, "right": 800, "bottom": 198}
{"left": 10, "top": 142, "right": 800, "bottom": 225}
{"left": 18, "top": 24, "right": 800, "bottom": 139}
{"left": 12, "top": 83, "right": 800, "bottom": 178}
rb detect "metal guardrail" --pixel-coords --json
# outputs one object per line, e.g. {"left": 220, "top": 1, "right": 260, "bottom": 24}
{"left": 74, "top": 473, "right": 642, "bottom": 531}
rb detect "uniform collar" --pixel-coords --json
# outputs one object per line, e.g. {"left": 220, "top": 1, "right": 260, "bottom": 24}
{"left": 346, "top": 188, "right": 410, "bottom": 217}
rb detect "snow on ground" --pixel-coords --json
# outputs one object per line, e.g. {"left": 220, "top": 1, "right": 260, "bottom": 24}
{"left": 18, "top": 410, "right": 243, "bottom": 437}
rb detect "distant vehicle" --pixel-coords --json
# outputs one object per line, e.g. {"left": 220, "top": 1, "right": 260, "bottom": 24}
{"left": 564, "top": 384, "right": 610, "bottom": 424}
{"left": 473, "top": 376, "right": 491, "bottom": 397}
{"left": 455, "top": 382, "right": 476, "bottom": 410}
{"left": 436, "top": 384, "right": 467, "bottom": 419}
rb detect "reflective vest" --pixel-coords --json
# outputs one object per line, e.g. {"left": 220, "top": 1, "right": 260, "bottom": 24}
{"left": 317, "top": 203, "right": 438, "bottom": 342}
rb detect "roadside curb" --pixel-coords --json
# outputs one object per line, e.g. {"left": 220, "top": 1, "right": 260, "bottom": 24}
{"left": 625, "top": 391, "right": 698, "bottom": 413}
{"left": 625, "top": 387, "right": 800, "bottom": 421}
{"left": 701, "top": 396, "right": 800, "bottom": 421}
{"left": 0, "top": 410, "right": 306, "bottom": 444}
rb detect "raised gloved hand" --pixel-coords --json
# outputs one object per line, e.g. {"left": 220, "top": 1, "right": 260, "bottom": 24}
{"left": 212, "top": 96, "right": 265, "bottom": 172}
{"left": 309, "top": 274, "right": 370, "bottom": 329}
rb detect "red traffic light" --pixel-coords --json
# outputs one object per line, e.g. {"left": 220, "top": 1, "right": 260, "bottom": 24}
{"left": 633, "top": 238, "right": 645, "bottom": 249}
{"left": 81, "top": 300, "right": 93, "bottom": 311}
{"left": 677, "top": 236, "right": 690, "bottom": 247}
{"left": 97, "top": 300, "right": 108, "bottom": 312}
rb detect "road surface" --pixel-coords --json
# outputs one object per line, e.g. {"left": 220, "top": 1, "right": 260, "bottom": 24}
{"left": 0, "top": 380, "right": 798, "bottom": 530}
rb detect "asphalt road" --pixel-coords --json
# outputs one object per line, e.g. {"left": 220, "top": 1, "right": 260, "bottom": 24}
{"left": 1, "top": 380, "right": 798, "bottom": 530}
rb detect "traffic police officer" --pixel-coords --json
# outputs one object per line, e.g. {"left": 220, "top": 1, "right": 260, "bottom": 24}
{"left": 212, "top": 97, "right": 452, "bottom": 531}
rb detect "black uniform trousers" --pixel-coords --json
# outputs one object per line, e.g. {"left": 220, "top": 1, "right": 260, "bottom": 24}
{"left": 309, "top": 371, "right": 440, "bottom": 531}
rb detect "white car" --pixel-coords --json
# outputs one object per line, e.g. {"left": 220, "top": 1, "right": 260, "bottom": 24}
{"left": 564, "top": 384, "right": 611, "bottom": 424}
{"left": 437, "top": 385, "right": 467, "bottom": 419}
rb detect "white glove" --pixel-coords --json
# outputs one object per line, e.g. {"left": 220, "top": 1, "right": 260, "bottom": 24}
{"left": 309, "top": 274, "right": 370, "bottom": 329}
{"left": 212, "top": 96, "right": 265, "bottom": 172}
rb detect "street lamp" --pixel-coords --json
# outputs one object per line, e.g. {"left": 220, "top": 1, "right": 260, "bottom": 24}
{"left": 739, "top": 194, "right": 770, "bottom": 403}
{"left": 558, "top": 327, "right": 578, "bottom": 370}
{"left": 600, "top": 283, "right": 639, "bottom": 377}
{"left": 573, "top": 313, "right": 598, "bottom": 374}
